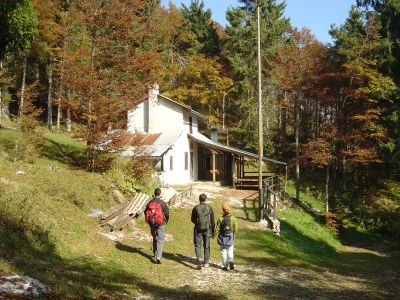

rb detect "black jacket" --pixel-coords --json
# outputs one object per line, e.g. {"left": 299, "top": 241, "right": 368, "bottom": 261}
{"left": 145, "top": 197, "right": 169, "bottom": 224}
{"left": 191, "top": 203, "right": 215, "bottom": 233}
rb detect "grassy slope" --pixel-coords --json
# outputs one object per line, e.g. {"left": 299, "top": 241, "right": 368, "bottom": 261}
{"left": 0, "top": 128, "right": 399, "bottom": 299}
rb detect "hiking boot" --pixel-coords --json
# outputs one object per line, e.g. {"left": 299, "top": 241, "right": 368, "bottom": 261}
{"left": 197, "top": 263, "right": 202, "bottom": 270}
{"left": 222, "top": 267, "right": 228, "bottom": 271}
{"left": 203, "top": 263, "right": 209, "bottom": 268}
{"left": 156, "top": 257, "right": 161, "bottom": 264}
{"left": 229, "top": 262, "right": 235, "bottom": 270}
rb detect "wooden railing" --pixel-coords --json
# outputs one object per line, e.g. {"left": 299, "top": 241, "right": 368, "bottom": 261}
{"left": 261, "top": 176, "right": 283, "bottom": 235}
{"left": 168, "top": 187, "right": 193, "bottom": 206}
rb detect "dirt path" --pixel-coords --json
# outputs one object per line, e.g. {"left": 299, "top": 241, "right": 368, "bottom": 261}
{"left": 102, "top": 182, "right": 398, "bottom": 299}
{"left": 168, "top": 182, "right": 399, "bottom": 299}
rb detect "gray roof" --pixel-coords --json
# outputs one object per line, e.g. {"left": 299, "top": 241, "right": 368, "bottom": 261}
{"left": 158, "top": 94, "right": 205, "bottom": 119}
{"left": 121, "top": 130, "right": 182, "bottom": 158}
{"left": 188, "top": 132, "right": 287, "bottom": 166}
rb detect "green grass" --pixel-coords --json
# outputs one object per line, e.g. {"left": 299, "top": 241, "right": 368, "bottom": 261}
{"left": 286, "top": 180, "right": 326, "bottom": 212}
{"left": 1, "top": 127, "right": 399, "bottom": 299}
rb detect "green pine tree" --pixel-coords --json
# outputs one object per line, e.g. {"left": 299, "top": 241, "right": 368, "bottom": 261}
{"left": 224, "top": 0, "right": 290, "bottom": 150}
{"left": 180, "top": 0, "right": 220, "bottom": 57}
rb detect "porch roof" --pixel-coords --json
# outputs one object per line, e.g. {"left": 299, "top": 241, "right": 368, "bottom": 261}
{"left": 188, "top": 132, "right": 286, "bottom": 166}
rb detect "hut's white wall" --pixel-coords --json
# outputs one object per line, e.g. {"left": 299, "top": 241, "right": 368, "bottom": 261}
{"left": 128, "top": 98, "right": 187, "bottom": 134}
{"left": 183, "top": 111, "right": 198, "bottom": 134}
{"left": 191, "top": 141, "right": 199, "bottom": 181}
{"left": 159, "top": 132, "right": 192, "bottom": 184}
{"left": 149, "top": 96, "right": 183, "bottom": 133}
{"left": 126, "top": 87, "right": 201, "bottom": 184}
{"left": 127, "top": 102, "right": 145, "bottom": 133}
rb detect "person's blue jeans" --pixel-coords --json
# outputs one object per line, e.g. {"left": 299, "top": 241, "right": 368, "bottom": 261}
{"left": 150, "top": 224, "right": 165, "bottom": 259}
{"left": 194, "top": 229, "right": 211, "bottom": 264}
{"left": 219, "top": 244, "right": 234, "bottom": 268}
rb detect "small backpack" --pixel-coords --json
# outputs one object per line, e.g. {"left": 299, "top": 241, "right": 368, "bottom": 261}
{"left": 196, "top": 204, "right": 210, "bottom": 232}
{"left": 145, "top": 201, "right": 164, "bottom": 226}
{"left": 220, "top": 215, "right": 233, "bottom": 236}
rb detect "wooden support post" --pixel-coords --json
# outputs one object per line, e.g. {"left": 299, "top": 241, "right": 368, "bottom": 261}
{"left": 284, "top": 165, "right": 288, "bottom": 196}
{"left": 257, "top": 4, "right": 264, "bottom": 221}
{"left": 273, "top": 193, "right": 277, "bottom": 219}
{"left": 237, "top": 157, "right": 239, "bottom": 179}
{"left": 241, "top": 157, "right": 245, "bottom": 178}
{"left": 232, "top": 154, "right": 236, "bottom": 188}
{"left": 212, "top": 152, "right": 216, "bottom": 182}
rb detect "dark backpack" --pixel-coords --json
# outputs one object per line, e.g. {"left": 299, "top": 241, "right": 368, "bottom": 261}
{"left": 220, "top": 215, "right": 233, "bottom": 236}
{"left": 196, "top": 204, "right": 210, "bottom": 232}
{"left": 145, "top": 201, "right": 164, "bottom": 226}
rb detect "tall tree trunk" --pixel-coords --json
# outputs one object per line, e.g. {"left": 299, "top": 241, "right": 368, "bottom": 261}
{"left": 19, "top": 56, "right": 27, "bottom": 117}
{"left": 325, "top": 163, "right": 330, "bottom": 212}
{"left": 47, "top": 63, "right": 53, "bottom": 131}
{"left": 343, "top": 154, "right": 347, "bottom": 192}
{"left": 281, "top": 106, "right": 287, "bottom": 155}
{"left": 56, "top": 101, "right": 62, "bottom": 130}
{"left": 57, "top": 15, "right": 68, "bottom": 131}
{"left": 0, "top": 60, "right": 3, "bottom": 126}
{"left": 278, "top": 104, "right": 282, "bottom": 151}
{"left": 66, "top": 108, "right": 71, "bottom": 132}
{"left": 15, "top": 56, "right": 28, "bottom": 162}
{"left": 87, "top": 36, "right": 96, "bottom": 170}
{"left": 295, "top": 97, "right": 300, "bottom": 200}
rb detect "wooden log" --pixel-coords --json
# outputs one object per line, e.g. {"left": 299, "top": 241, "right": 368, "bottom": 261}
{"left": 101, "top": 202, "right": 128, "bottom": 220}
{"left": 108, "top": 186, "right": 127, "bottom": 203}
{"left": 100, "top": 204, "right": 128, "bottom": 225}
{"left": 112, "top": 214, "right": 136, "bottom": 231}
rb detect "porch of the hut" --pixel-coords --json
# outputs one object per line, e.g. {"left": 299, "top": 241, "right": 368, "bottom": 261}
{"left": 189, "top": 133, "right": 287, "bottom": 190}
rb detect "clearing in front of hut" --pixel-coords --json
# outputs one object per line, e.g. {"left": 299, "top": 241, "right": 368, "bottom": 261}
{"left": 0, "top": 130, "right": 399, "bottom": 299}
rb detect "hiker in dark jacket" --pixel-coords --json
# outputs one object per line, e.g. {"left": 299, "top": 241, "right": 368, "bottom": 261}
{"left": 144, "top": 188, "right": 169, "bottom": 264}
{"left": 191, "top": 193, "right": 215, "bottom": 270}
{"left": 213, "top": 203, "right": 238, "bottom": 271}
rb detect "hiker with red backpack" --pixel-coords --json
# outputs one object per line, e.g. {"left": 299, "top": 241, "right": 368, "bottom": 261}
{"left": 144, "top": 188, "right": 169, "bottom": 264}
{"left": 213, "top": 203, "right": 238, "bottom": 271}
{"left": 191, "top": 193, "right": 215, "bottom": 270}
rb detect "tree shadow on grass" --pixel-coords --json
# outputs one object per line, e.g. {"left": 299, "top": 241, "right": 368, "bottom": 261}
{"left": 41, "top": 138, "right": 85, "bottom": 168}
{"left": 235, "top": 220, "right": 400, "bottom": 299}
{"left": 163, "top": 252, "right": 221, "bottom": 270}
{"left": 0, "top": 215, "right": 226, "bottom": 299}
{"left": 236, "top": 220, "right": 339, "bottom": 268}
{"left": 252, "top": 277, "right": 392, "bottom": 300}
{"left": 115, "top": 242, "right": 220, "bottom": 270}
{"left": 237, "top": 196, "right": 258, "bottom": 222}
{"left": 115, "top": 242, "right": 155, "bottom": 264}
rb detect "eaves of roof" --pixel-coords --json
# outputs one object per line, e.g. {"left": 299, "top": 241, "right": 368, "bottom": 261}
{"left": 127, "top": 93, "right": 205, "bottom": 119}
{"left": 188, "top": 132, "right": 287, "bottom": 166}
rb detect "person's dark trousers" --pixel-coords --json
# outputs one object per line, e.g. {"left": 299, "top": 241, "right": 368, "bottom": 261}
{"left": 150, "top": 224, "right": 165, "bottom": 259}
{"left": 194, "top": 228, "right": 211, "bottom": 264}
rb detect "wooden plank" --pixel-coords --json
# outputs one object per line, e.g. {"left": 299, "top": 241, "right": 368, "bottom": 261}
{"left": 101, "top": 202, "right": 128, "bottom": 220}
{"left": 112, "top": 214, "right": 135, "bottom": 231}
{"left": 236, "top": 178, "right": 259, "bottom": 182}
{"left": 100, "top": 192, "right": 151, "bottom": 229}
{"left": 100, "top": 215, "right": 118, "bottom": 227}
{"left": 100, "top": 205, "right": 128, "bottom": 225}
{"left": 123, "top": 195, "right": 141, "bottom": 215}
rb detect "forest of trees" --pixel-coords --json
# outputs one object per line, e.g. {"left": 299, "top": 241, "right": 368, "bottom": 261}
{"left": 1, "top": 0, "right": 399, "bottom": 236}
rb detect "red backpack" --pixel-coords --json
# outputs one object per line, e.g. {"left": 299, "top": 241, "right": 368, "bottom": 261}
{"left": 145, "top": 201, "right": 164, "bottom": 226}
